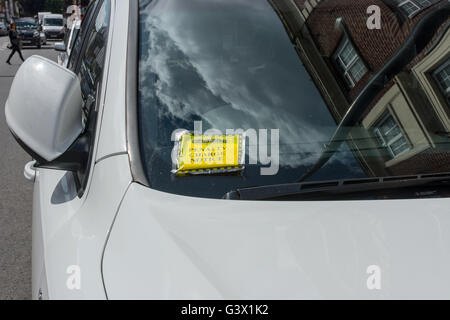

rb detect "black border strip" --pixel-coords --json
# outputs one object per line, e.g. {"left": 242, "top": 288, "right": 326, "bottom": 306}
{"left": 126, "top": 0, "right": 150, "bottom": 187}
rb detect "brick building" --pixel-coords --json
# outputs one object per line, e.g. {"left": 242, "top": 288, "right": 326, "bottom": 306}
{"left": 270, "top": 0, "right": 450, "bottom": 177}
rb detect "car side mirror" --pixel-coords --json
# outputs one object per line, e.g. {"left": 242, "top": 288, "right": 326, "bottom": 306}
{"left": 54, "top": 42, "right": 66, "bottom": 52}
{"left": 5, "top": 56, "right": 84, "bottom": 167}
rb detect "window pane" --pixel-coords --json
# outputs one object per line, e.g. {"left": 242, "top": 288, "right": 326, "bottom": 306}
{"left": 375, "top": 114, "right": 409, "bottom": 158}
{"left": 416, "top": 0, "right": 432, "bottom": 7}
{"left": 400, "top": 2, "right": 420, "bottom": 15}
{"left": 349, "top": 59, "right": 367, "bottom": 83}
{"left": 390, "top": 136, "right": 409, "bottom": 156}
{"left": 335, "top": 38, "right": 366, "bottom": 88}
{"left": 339, "top": 42, "right": 356, "bottom": 66}
{"left": 68, "top": 0, "right": 99, "bottom": 70}
{"left": 379, "top": 116, "right": 396, "bottom": 136}
{"left": 436, "top": 63, "right": 450, "bottom": 91}
{"left": 70, "top": 29, "right": 80, "bottom": 51}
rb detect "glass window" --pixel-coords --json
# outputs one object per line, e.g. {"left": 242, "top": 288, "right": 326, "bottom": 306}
{"left": 16, "top": 20, "right": 37, "bottom": 29}
{"left": 374, "top": 113, "right": 410, "bottom": 159}
{"left": 137, "top": 0, "right": 450, "bottom": 200}
{"left": 334, "top": 38, "right": 368, "bottom": 88}
{"left": 399, "top": 1, "right": 420, "bottom": 16}
{"left": 78, "top": 0, "right": 110, "bottom": 123}
{"left": 138, "top": 0, "right": 367, "bottom": 199}
{"left": 416, "top": 0, "right": 432, "bottom": 5}
{"left": 71, "top": 0, "right": 110, "bottom": 193}
{"left": 68, "top": 0, "right": 99, "bottom": 71}
{"left": 69, "top": 28, "right": 80, "bottom": 51}
{"left": 434, "top": 59, "right": 450, "bottom": 104}
{"left": 434, "top": 60, "right": 450, "bottom": 92}
{"left": 43, "top": 18, "right": 63, "bottom": 26}
{"left": 63, "top": 27, "right": 71, "bottom": 48}
{"left": 393, "top": 0, "right": 438, "bottom": 17}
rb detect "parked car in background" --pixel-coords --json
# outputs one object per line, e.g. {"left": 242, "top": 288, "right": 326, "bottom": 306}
{"left": 0, "top": 21, "right": 8, "bottom": 36}
{"left": 42, "top": 14, "right": 65, "bottom": 40}
{"left": 15, "top": 18, "right": 42, "bottom": 49}
{"left": 55, "top": 19, "right": 81, "bottom": 67}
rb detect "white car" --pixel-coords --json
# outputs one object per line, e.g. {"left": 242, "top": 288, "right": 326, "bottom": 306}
{"left": 55, "top": 19, "right": 81, "bottom": 67}
{"left": 41, "top": 13, "right": 65, "bottom": 40}
{"left": 4, "top": 0, "right": 450, "bottom": 300}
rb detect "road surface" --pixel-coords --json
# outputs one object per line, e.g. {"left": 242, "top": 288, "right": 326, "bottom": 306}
{"left": 0, "top": 35, "right": 58, "bottom": 300}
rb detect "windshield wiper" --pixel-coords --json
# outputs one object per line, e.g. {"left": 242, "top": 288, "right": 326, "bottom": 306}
{"left": 224, "top": 173, "right": 450, "bottom": 200}
{"left": 296, "top": 3, "right": 450, "bottom": 183}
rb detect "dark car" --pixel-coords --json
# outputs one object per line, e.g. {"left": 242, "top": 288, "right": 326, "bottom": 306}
{"left": 15, "top": 18, "right": 42, "bottom": 48}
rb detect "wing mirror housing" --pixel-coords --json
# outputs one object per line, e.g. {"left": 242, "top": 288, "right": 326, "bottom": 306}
{"left": 54, "top": 42, "right": 66, "bottom": 52}
{"left": 5, "top": 55, "right": 86, "bottom": 171}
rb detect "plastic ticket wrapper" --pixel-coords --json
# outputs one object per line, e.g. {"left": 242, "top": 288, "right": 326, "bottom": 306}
{"left": 172, "top": 131, "right": 245, "bottom": 176}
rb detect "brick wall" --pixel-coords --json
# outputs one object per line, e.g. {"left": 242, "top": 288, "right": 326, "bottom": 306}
{"left": 304, "top": 0, "right": 447, "bottom": 102}
{"left": 389, "top": 150, "right": 450, "bottom": 176}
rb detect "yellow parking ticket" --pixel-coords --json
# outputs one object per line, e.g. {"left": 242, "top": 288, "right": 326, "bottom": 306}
{"left": 173, "top": 132, "right": 245, "bottom": 175}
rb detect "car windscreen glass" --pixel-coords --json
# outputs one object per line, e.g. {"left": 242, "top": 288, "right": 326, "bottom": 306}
{"left": 16, "top": 21, "right": 37, "bottom": 30}
{"left": 137, "top": 0, "right": 450, "bottom": 200}
{"left": 44, "top": 18, "right": 63, "bottom": 26}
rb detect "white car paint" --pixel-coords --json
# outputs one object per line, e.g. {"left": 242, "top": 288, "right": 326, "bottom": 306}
{"left": 94, "top": 0, "right": 128, "bottom": 162}
{"left": 5, "top": 0, "right": 450, "bottom": 300}
{"left": 32, "top": 155, "right": 131, "bottom": 299}
{"left": 103, "top": 184, "right": 450, "bottom": 299}
{"left": 5, "top": 56, "right": 82, "bottom": 161}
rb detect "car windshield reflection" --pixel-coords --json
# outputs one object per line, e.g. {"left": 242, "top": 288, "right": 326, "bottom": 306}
{"left": 137, "top": 0, "right": 450, "bottom": 199}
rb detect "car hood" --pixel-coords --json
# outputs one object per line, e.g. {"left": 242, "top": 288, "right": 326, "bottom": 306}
{"left": 102, "top": 183, "right": 450, "bottom": 299}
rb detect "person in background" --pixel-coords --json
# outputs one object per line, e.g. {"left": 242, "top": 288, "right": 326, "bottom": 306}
{"left": 6, "top": 22, "right": 24, "bottom": 65}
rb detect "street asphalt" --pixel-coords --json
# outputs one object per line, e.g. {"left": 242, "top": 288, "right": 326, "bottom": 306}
{"left": 0, "top": 35, "right": 58, "bottom": 300}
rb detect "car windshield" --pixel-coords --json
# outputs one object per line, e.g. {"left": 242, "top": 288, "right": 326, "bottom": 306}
{"left": 16, "top": 20, "right": 37, "bottom": 30}
{"left": 138, "top": 0, "right": 450, "bottom": 199}
{"left": 44, "top": 18, "right": 63, "bottom": 26}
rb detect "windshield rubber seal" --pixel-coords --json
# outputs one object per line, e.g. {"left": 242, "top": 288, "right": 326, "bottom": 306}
{"left": 126, "top": 0, "right": 150, "bottom": 187}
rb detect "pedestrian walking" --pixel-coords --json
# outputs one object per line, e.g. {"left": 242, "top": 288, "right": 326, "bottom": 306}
{"left": 6, "top": 22, "right": 24, "bottom": 65}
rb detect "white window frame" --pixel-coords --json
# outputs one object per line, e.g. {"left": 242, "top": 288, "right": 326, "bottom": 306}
{"left": 373, "top": 112, "right": 410, "bottom": 159}
{"left": 334, "top": 37, "right": 368, "bottom": 88}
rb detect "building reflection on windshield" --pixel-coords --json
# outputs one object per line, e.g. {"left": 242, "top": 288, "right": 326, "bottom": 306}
{"left": 270, "top": 0, "right": 450, "bottom": 178}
